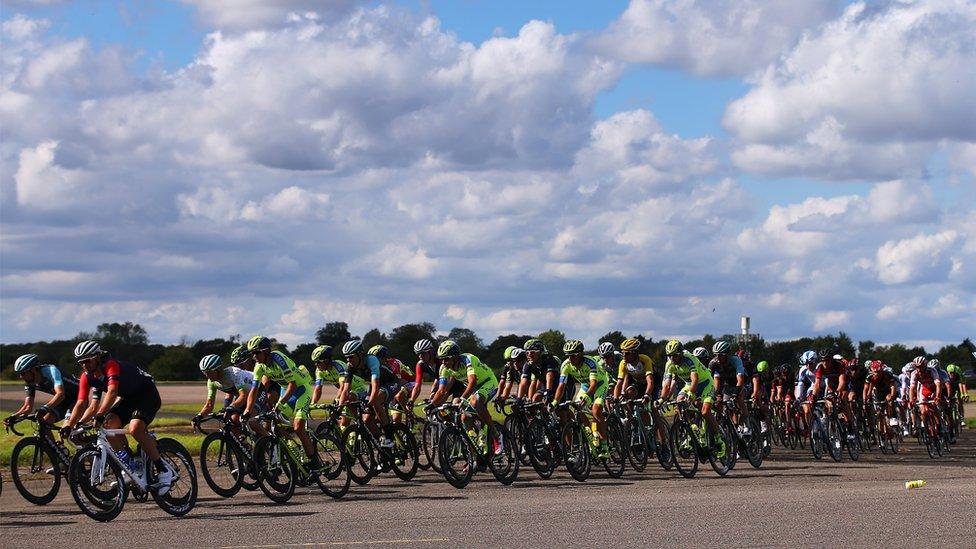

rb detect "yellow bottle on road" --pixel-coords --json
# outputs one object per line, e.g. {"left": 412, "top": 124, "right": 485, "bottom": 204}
{"left": 905, "top": 480, "right": 926, "bottom": 489}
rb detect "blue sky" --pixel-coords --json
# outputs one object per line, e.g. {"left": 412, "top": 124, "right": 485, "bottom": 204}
{"left": 1, "top": 0, "right": 973, "bottom": 349}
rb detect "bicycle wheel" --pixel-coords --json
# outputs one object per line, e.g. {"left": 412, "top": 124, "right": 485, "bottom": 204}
{"left": 342, "top": 425, "right": 377, "bottom": 485}
{"left": 826, "top": 419, "right": 843, "bottom": 462}
{"left": 253, "top": 436, "right": 296, "bottom": 503}
{"left": 68, "top": 447, "right": 126, "bottom": 522}
{"left": 669, "top": 421, "right": 698, "bottom": 479}
{"left": 504, "top": 414, "right": 530, "bottom": 467}
{"left": 742, "top": 416, "right": 764, "bottom": 469}
{"left": 421, "top": 421, "right": 442, "bottom": 474}
{"left": 387, "top": 423, "right": 419, "bottom": 481}
{"left": 199, "top": 432, "right": 243, "bottom": 498}
{"left": 653, "top": 418, "right": 673, "bottom": 470}
{"left": 889, "top": 424, "right": 902, "bottom": 454}
{"left": 810, "top": 417, "right": 825, "bottom": 460}
{"left": 152, "top": 438, "right": 198, "bottom": 517}
{"left": 525, "top": 420, "right": 557, "bottom": 479}
{"left": 603, "top": 417, "right": 626, "bottom": 478}
{"left": 313, "top": 431, "right": 350, "bottom": 499}
{"left": 438, "top": 425, "right": 475, "bottom": 489}
{"left": 709, "top": 423, "right": 735, "bottom": 477}
{"left": 846, "top": 425, "right": 860, "bottom": 462}
{"left": 626, "top": 420, "right": 648, "bottom": 472}
{"left": 10, "top": 437, "right": 60, "bottom": 505}
{"left": 487, "top": 422, "right": 519, "bottom": 485}
{"left": 562, "top": 422, "right": 590, "bottom": 482}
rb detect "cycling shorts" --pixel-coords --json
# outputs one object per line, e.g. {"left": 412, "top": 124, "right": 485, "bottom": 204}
{"left": 278, "top": 386, "right": 312, "bottom": 421}
{"left": 109, "top": 384, "right": 162, "bottom": 424}
{"left": 575, "top": 379, "right": 608, "bottom": 407}
{"left": 679, "top": 378, "right": 715, "bottom": 405}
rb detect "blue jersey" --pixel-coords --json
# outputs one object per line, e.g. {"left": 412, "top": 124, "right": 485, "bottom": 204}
{"left": 26, "top": 364, "right": 80, "bottom": 404}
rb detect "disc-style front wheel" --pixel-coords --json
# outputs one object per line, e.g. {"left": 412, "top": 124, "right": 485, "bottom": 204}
{"left": 525, "top": 421, "right": 557, "bottom": 479}
{"left": 10, "top": 437, "right": 60, "bottom": 505}
{"left": 68, "top": 447, "right": 126, "bottom": 522}
{"left": 386, "top": 424, "right": 419, "bottom": 481}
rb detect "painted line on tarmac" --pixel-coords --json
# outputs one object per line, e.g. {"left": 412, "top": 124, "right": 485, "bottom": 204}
{"left": 224, "top": 539, "right": 450, "bottom": 548}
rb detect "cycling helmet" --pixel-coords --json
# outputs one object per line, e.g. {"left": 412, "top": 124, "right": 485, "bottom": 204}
{"left": 523, "top": 339, "right": 546, "bottom": 352}
{"left": 414, "top": 339, "right": 435, "bottom": 355}
{"left": 927, "top": 358, "right": 940, "bottom": 369}
{"left": 311, "top": 345, "right": 332, "bottom": 362}
{"left": 199, "top": 354, "right": 222, "bottom": 372}
{"left": 620, "top": 338, "right": 641, "bottom": 352}
{"left": 14, "top": 354, "right": 39, "bottom": 373}
{"left": 368, "top": 345, "right": 389, "bottom": 360}
{"left": 778, "top": 363, "right": 790, "bottom": 374}
{"left": 692, "top": 347, "right": 709, "bottom": 361}
{"left": 665, "top": 340, "right": 683, "bottom": 356}
{"left": 341, "top": 339, "right": 364, "bottom": 356}
{"left": 946, "top": 364, "right": 958, "bottom": 374}
{"left": 511, "top": 348, "right": 525, "bottom": 360}
{"left": 437, "top": 340, "right": 461, "bottom": 358}
{"left": 597, "top": 342, "right": 616, "bottom": 357}
{"left": 246, "top": 336, "right": 271, "bottom": 352}
{"left": 563, "top": 339, "right": 584, "bottom": 355}
{"left": 756, "top": 360, "right": 768, "bottom": 373}
{"left": 911, "top": 356, "right": 927, "bottom": 368}
{"left": 712, "top": 340, "right": 731, "bottom": 355}
{"left": 504, "top": 346, "right": 517, "bottom": 360}
{"left": 832, "top": 354, "right": 844, "bottom": 361}
{"left": 229, "top": 345, "right": 249, "bottom": 365}
{"left": 800, "top": 350, "right": 817, "bottom": 365}
{"left": 74, "top": 340, "right": 102, "bottom": 360}
{"left": 818, "top": 348, "right": 832, "bottom": 360}
{"left": 903, "top": 362, "right": 916, "bottom": 374}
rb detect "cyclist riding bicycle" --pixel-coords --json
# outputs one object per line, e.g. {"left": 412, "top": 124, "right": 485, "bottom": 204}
{"left": 341, "top": 338, "right": 403, "bottom": 448}
{"left": 516, "top": 339, "right": 560, "bottom": 403}
{"left": 410, "top": 338, "right": 444, "bottom": 405}
{"left": 946, "top": 364, "right": 968, "bottom": 427}
{"left": 908, "top": 356, "right": 942, "bottom": 438}
{"left": 429, "top": 340, "right": 501, "bottom": 453}
{"left": 495, "top": 346, "right": 527, "bottom": 403}
{"left": 552, "top": 340, "right": 611, "bottom": 458}
{"left": 614, "top": 337, "right": 656, "bottom": 401}
{"left": 195, "top": 353, "right": 268, "bottom": 436}
{"left": 658, "top": 339, "right": 724, "bottom": 457}
{"left": 708, "top": 341, "right": 747, "bottom": 424}
{"left": 11, "top": 353, "right": 80, "bottom": 425}
{"left": 60, "top": 340, "right": 173, "bottom": 493}
{"left": 596, "top": 342, "right": 620, "bottom": 396}
{"left": 243, "top": 336, "right": 320, "bottom": 469}
{"left": 311, "top": 344, "right": 365, "bottom": 403}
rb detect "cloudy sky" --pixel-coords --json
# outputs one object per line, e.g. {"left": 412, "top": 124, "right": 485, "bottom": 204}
{"left": 1, "top": 0, "right": 974, "bottom": 349}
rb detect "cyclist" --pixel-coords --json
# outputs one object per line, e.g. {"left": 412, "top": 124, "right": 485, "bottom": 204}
{"left": 659, "top": 339, "right": 724, "bottom": 457}
{"left": 516, "top": 339, "right": 559, "bottom": 402}
{"left": 708, "top": 341, "right": 747, "bottom": 427}
{"left": 61, "top": 340, "right": 173, "bottom": 493}
{"left": 810, "top": 349, "right": 851, "bottom": 433}
{"left": 368, "top": 345, "right": 414, "bottom": 421}
{"left": 429, "top": 340, "right": 501, "bottom": 452}
{"left": 898, "top": 363, "right": 915, "bottom": 435}
{"left": 243, "top": 336, "right": 319, "bottom": 468}
{"left": 11, "top": 353, "right": 79, "bottom": 425}
{"left": 596, "top": 342, "right": 619, "bottom": 397}
{"left": 552, "top": 340, "right": 610, "bottom": 458}
{"left": 796, "top": 351, "right": 818, "bottom": 430}
{"left": 195, "top": 354, "right": 267, "bottom": 436}
{"left": 845, "top": 357, "right": 868, "bottom": 426}
{"left": 495, "top": 346, "right": 527, "bottom": 403}
{"left": 946, "top": 364, "right": 968, "bottom": 427}
{"left": 863, "top": 360, "right": 898, "bottom": 422}
{"left": 409, "top": 338, "right": 443, "bottom": 405}
{"left": 614, "top": 337, "right": 655, "bottom": 401}
{"left": 341, "top": 339, "right": 402, "bottom": 447}
{"left": 311, "top": 345, "right": 364, "bottom": 402}
{"left": 908, "top": 356, "right": 942, "bottom": 439}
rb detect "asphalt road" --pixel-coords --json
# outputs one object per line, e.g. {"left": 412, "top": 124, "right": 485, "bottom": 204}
{"left": 2, "top": 428, "right": 974, "bottom": 548}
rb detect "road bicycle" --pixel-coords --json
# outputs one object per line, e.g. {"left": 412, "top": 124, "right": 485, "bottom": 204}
{"left": 435, "top": 401, "right": 519, "bottom": 489}
{"left": 667, "top": 398, "right": 735, "bottom": 479}
{"left": 5, "top": 413, "right": 74, "bottom": 505}
{"left": 615, "top": 397, "right": 672, "bottom": 472}
{"left": 252, "top": 410, "right": 350, "bottom": 503}
{"left": 555, "top": 400, "right": 626, "bottom": 481}
{"left": 340, "top": 400, "right": 419, "bottom": 485}
{"left": 193, "top": 412, "right": 260, "bottom": 497}
{"left": 67, "top": 425, "right": 196, "bottom": 522}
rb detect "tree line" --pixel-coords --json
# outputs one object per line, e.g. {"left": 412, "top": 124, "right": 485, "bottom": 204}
{"left": 2, "top": 321, "right": 974, "bottom": 383}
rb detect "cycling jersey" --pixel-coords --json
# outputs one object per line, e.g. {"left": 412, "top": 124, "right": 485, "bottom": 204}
{"left": 868, "top": 371, "right": 898, "bottom": 398}
{"left": 846, "top": 363, "right": 868, "bottom": 392}
{"left": 522, "top": 355, "right": 560, "bottom": 383}
{"left": 381, "top": 357, "right": 414, "bottom": 384}
{"left": 561, "top": 356, "right": 609, "bottom": 406}
{"left": 796, "top": 365, "right": 816, "bottom": 399}
{"left": 708, "top": 355, "right": 745, "bottom": 387}
{"left": 664, "top": 351, "right": 714, "bottom": 403}
{"left": 440, "top": 353, "right": 498, "bottom": 399}
{"left": 317, "top": 360, "right": 369, "bottom": 394}
{"left": 897, "top": 373, "right": 911, "bottom": 401}
{"left": 252, "top": 350, "right": 313, "bottom": 420}
{"left": 814, "top": 359, "right": 845, "bottom": 391}
{"left": 206, "top": 366, "right": 253, "bottom": 400}
{"left": 499, "top": 362, "right": 523, "bottom": 385}
{"left": 617, "top": 354, "right": 654, "bottom": 385}
{"left": 414, "top": 359, "right": 440, "bottom": 383}
{"left": 78, "top": 358, "right": 155, "bottom": 401}
{"left": 910, "top": 367, "right": 941, "bottom": 399}
{"left": 351, "top": 355, "right": 400, "bottom": 384}
{"left": 25, "top": 364, "right": 80, "bottom": 404}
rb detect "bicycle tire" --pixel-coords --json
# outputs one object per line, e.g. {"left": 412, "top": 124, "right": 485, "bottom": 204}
{"left": 810, "top": 417, "right": 824, "bottom": 460}
{"left": 313, "top": 431, "right": 350, "bottom": 499}
{"left": 253, "top": 436, "right": 296, "bottom": 503}
{"left": 438, "top": 425, "right": 474, "bottom": 489}
{"left": 603, "top": 417, "right": 625, "bottom": 478}
{"left": 626, "top": 419, "right": 648, "bottom": 472}
{"left": 525, "top": 420, "right": 557, "bottom": 479}
{"left": 199, "top": 432, "right": 243, "bottom": 498}
{"left": 421, "top": 421, "right": 443, "bottom": 474}
{"left": 742, "top": 416, "right": 764, "bottom": 469}
{"left": 152, "top": 438, "right": 198, "bottom": 517}
{"left": 342, "top": 425, "right": 377, "bottom": 485}
{"left": 386, "top": 423, "right": 419, "bottom": 481}
{"left": 562, "top": 422, "right": 590, "bottom": 482}
{"left": 68, "top": 446, "right": 126, "bottom": 522}
{"left": 487, "top": 422, "right": 519, "bottom": 485}
{"left": 10, "top": 437, "right": 60, "bottom": 505}
{"left": 827, "top": 418, "right": 843, "bottom": 462}
{"left": 669, "top": 420, "right": 698, "bottom": 479}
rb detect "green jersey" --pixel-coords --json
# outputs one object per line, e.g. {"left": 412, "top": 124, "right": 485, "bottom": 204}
{"left": 560, "top": 356, "right": 609, "bottom": 387}
{"left": 252, "top": 350, "right": 312, "bottom": 389}
{"left": 315, "top": 359, "right": 368, "bottom": 394}
{"left": 439, "top": 353, "right": 497, "bottom": 389}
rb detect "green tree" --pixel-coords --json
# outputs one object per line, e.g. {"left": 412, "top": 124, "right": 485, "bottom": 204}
{"left": 291, "top": 343, "right": 317, "bottom": 367}
{"left": 387, "top": 322, "right": 437, "bottom": 362}
{"left": 444, "top": 328, "right": 485, "bottom": 355}
{"left": 362, "top": 328, "right": 388, "bottom": 351}
{"left": 316, "top": 322, "right": 351, "bottom": 347}
{"left": 537, "top": 329, "right": 566, "bottom": 358}
{"left": 148, "top": 346, "right": 196, "bottom": 381}
{"left": 485, "top": 334, "right": 533, "bottom": 370}
{"left": 94, "top": 322, "right": 149, "bottom": 345}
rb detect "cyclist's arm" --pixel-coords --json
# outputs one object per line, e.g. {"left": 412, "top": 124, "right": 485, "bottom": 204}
{"left": 245, "top": 375, "right": 267, "bottom": 415}
{"left": 545, "top": 370, "right": 556, "bottom": 395}
{"left": 409, "top": 364, "right": 424, "bottom": 402}
{"left": 750, "top": 375, "right": 759, "bottom": 401}
{"left": 16, "top": 389, "right": 33, "bottom": 415}
{"left": 644, "top": 372, "right": 654, "bottom": 397}
{"left": 431, "top": 376, "right": 452, "bottom": 406}
{"left": 460, "top": 372, "right": 477, "bottom": 399}
{"left": 836, "top": 374, "right": 847, "bottom": 397}
{"left": 335, "top": 379, "right": 350, "bottom": 405}
{"left": 934, "top": 379, "right": 942, "bottom": 401}
{"left": 587, "top": 373, "right": 599, "bottom": 399}
{"left": 95, "top": 384, "right": 118, "bottom": 419}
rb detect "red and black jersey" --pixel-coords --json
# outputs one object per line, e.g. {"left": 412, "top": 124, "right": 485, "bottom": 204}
{"left": 868, "top": 370, "right": 897, "bottom": 396}
{"left": 815, "top": 359, "right": 845, "bottom": 390}
{"left": 78, "top": 358, "right": 154, "bottom": 401}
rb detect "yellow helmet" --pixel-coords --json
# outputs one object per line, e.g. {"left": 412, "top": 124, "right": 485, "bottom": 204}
{"left": 665, "top": 339, "right": 683, "bottom": 356}
{"left": 620, "top": 338, "right": 641, "bottom": 352}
